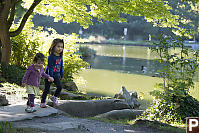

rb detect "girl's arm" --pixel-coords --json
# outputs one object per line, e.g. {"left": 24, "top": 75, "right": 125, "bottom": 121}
{"left": 60, "top": 57, "right": 64, "bottom": 78}
{"left": 41, "top": 67, "right": 54, "bottom": 82}
{"left": 41, "top": 66, "right": 50, "bottom": 79}
{"left": 22, "top": 66, "right": 32, "bottom": 85}
{"left": 48, "top": 55, "right": 54, "bottom": 77}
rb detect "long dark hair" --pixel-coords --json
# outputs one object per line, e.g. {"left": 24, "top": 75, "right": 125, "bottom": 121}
{"left": 33, "top": 53, "right": 45, "bottom": 63}
{"left": 49, "top": 38, "right": 64, "bottom": 56}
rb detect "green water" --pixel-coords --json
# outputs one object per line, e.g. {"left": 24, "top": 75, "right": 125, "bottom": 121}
{"left": 76, "top": 44, "right": 199, "bottom": 109}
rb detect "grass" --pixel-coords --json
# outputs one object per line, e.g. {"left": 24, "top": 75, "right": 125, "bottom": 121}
{"left": 16, "top": 128, "right": 47, "bottom": 133}
{"left": 133, "top": 119, "right": 186, "bottom": 133}
{"left": 89, "top": 116, "right": 186, "bottom": 133}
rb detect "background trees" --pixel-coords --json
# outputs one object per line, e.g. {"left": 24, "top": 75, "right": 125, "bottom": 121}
{"left": 31, "top": 0, "right": 199, "bottom": 41}
{"left": 0, "top": 0, "right": 176, "bottom": 63}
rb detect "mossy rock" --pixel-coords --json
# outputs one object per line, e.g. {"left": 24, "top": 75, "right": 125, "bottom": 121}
{"left": 0, "top": 94, "right": 9, "bottom": 106}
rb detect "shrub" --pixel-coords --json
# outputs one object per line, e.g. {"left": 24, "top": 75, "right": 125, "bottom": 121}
{"left": 10, "top": 19, "right": 40, "bottom": 68}
{"left": 0, "top": 63, "right": 25, "bottom": 85}
{"left": 78, "top": 46, "right": 96, "bottom": 58}
{"left": 10, "top": 33, "right": 40, "bottom": 68}
{"left": 141, "top": 35, "right": 199, "bottom": 123}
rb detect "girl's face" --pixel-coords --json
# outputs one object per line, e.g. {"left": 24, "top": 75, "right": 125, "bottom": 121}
{"left": 34, "top": 60, "right": 43, "bottom": 69}
{"left": 54, "top": 42, "right": 64, "bottom": 55}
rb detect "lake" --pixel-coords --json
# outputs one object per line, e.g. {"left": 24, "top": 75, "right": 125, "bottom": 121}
{"left": 75, "top": 44, "right": 199, "bottom": 109}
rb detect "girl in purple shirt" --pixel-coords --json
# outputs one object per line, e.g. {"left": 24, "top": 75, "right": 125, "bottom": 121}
{"left": 22, "top": 53, "right": 54, "bottom": 113}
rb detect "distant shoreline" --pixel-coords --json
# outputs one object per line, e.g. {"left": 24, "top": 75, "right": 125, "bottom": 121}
{"left": 77, "top": 41, "right": 152, "bottom": 47}
{"left": 77, "top": 41, "right": 199, "bottom": 48}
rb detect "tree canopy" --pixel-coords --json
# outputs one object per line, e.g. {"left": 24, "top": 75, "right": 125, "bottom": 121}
{"left": 10, "top": 0, "right": 178, "bottom": 35}
{"left": 1, "top": 0, "right": 199, "bottom": 36}
{"left": 0, "top": 0, "right": 198, "bottom": 63}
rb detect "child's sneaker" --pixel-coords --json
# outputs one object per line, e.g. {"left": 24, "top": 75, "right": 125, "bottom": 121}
{"left": 50, "top": 96, "right": 59, "bottom": 106}
{"left": 40, "top": 103, "right": 47, "bottom": 108}
{"left": 25, "top": 106, "right": 36, "bottom": 113}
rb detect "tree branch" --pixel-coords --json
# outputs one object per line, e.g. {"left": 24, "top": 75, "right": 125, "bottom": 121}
{"left": 9, "top": 0, "right": 42, "bottom": 37}
{"left": 8, "top": 0, "right": 19, "bottom": 28}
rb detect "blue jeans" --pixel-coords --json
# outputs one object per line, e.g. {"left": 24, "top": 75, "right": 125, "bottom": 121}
{"left": 41, "top": 77, "right": 63, "bottom": 103}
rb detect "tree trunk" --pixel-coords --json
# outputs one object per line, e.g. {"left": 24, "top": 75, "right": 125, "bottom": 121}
{"left": 0, "top": 20, "right": 11, "bottom": 64}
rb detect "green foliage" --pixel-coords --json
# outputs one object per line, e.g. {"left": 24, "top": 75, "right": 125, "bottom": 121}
{"left": 10, "top": 18, "right": 41, "bottom": 68}
{"left": 143, "top": 90, "right": 199, "bottom": 123}
{"left": 0, "top": 122, "right": 17, "bottom": 133}
{"left": 182, "top": 0, "right": 199, "bottom": 2}
{"left": 167, "top": 0, "right": 199, "bottom": 40}
{"left": 134, "top": 119, "right": 185, "bottom": 133}
{"left": 31, "top": 0, "right": 199, "bottom": 41}
{"left": 19, "top": 0, "right": 176, "bottom": 29}
{"left": 63, "top": 53, "right": 89, "bottom": 81}
{"left": 10, "top": 33, "right": 40, "bottom": 68}
{"left": 0, "top": 63, "right": 25, "bottom": 85}
{"left": 141, "top": 34, "right": 199, "bottom": 123}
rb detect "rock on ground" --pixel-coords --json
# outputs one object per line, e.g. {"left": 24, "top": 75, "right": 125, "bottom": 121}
{"left": 12, "top": 113, "right": 167, "bottom": 133}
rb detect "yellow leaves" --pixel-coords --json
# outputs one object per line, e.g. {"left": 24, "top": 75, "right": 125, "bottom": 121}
{"left": 139, "top": 92, "right": 145, "bottom": 100}
{"left": 90, "top": 4, "right": 98, "bottom": 17}
{"left": 20, "top": 0, "right": 177, "bottom": 30}
{"left": 189, "top": 1, "right": 199, "bottom": 12}
{"left": 177, "top": 2, "right": 186, "bottom": 9}
{"left": 74, "top": 76, "right": 87, "bottom": 91}
{"left": 181, "top": 18, "right": 192, "bottom": 24}
{"left": 21, "top": 0, "right": 34, "bottom": 9}
{"left": 19, "top": 0, "right": 183, "bottom": 33}
{"left": 172, "top": 28, "right": 193, "bottom": 39}
{"left": 145, "top": 18, "right": 153, "bottom": 23}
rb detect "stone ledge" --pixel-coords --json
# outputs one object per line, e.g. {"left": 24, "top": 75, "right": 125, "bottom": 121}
{"left": 0, "top": 101, "right": 58, "bottom": 122}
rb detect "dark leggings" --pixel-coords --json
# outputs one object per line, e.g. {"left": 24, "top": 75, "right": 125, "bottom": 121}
{"left": 27, "top": 94, "right": 35, "bottom": 107}
{"left": 41, "top": 77, "right": 63, "bottom": 103}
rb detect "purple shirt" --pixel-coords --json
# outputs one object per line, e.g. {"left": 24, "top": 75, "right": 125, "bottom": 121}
{"left": 22, "top": 64, "right": 50, "bottom": 87}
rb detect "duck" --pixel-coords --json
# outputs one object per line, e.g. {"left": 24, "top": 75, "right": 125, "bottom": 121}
{"left": 141, "top": 66, "right": 147, "bottom": 73}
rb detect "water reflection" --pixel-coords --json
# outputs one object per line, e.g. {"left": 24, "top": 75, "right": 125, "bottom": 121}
{"left": 122, "top": 45, "right": 126, "bottom": 70}
{"left": 84, "top": 55, "right": 162, "bottom": 76}
{"left": 83, "top": 44, "right": 198, "bottom": 78}
{"left": 184, "top": 44, "right": 199, "bottom": 50}
{"left": 78, "top": 44, "right": 199, "bottom": 103}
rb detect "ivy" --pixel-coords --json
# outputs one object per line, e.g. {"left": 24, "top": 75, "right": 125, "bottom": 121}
{"left": 140, "top": 34, "right": 199, "bottom": 123}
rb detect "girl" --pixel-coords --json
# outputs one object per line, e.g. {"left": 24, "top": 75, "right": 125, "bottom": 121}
{"left": 40, "top": 38, "right": 64, "bottom": 108}
{"left": 22, "top": 53, "right": 54, "bottom": 113}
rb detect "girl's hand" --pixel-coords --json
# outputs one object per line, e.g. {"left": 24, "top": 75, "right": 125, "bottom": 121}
{"left": 22, "top": 83, "right": 26, "bottom": 87}
{"left": 48, "top": 77, "right": 54, "bottom": 82}
{"left": 61, "top": 78, "right": 64, "bottom": 80}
